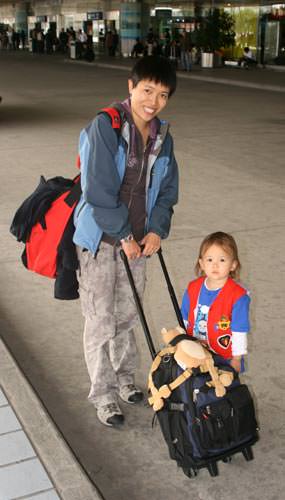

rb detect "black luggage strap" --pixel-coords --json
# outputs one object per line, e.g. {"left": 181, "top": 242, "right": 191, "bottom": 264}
{"left": 170, "top": 333, "right": 197, "bottom": 347}
{"left": 64, "top": 177, "right": 82, "bottom": 208}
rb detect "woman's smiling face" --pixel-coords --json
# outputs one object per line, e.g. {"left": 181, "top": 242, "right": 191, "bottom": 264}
{"left": 128, "top": 78, "right": 170, "bottom": 128}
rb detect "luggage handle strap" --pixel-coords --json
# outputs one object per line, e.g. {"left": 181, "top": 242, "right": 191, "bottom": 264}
{"left": 148, "top": 347, "right": 192, "bottom": 411}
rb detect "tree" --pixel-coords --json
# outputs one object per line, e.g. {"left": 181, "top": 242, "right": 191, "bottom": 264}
{"left": 197, "top": 8, "right": 235, "bottom": 52}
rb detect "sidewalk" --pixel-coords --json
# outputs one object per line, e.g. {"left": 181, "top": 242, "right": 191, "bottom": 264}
{"left": 69, "top": 53, "right": 285, "bottom": 92}
{"left": 0, "top": 338, "right": 103, "bottom": 500}
{"left": 0, "top": 50, "right": 285, "bottom": 500}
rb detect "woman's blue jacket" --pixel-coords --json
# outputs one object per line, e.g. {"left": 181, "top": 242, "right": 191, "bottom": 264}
{"left": 73, "top": 112, "right": 179, "bottom": 255}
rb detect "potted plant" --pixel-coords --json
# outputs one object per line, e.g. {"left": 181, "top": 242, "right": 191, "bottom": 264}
{"left": 196, "top": 8, "right": 235, "bottom": 68}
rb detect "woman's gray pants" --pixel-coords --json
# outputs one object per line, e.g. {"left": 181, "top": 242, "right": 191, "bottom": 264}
{"left": 77, "top": 243, "right": 146, "bottom": 408}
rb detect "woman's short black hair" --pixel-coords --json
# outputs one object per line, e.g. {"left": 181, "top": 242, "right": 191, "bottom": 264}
{"left": 130, "top": 56, "right": 177, "bottom": 97}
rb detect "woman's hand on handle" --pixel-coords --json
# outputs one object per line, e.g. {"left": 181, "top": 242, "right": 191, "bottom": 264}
{"left": 140, "top": 232, "right": 161, "bottom": 257}
{"left": 121, "top": 239, "right": 142, "bottom": 260}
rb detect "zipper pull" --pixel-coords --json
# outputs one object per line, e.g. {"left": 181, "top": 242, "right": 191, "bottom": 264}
{"left": 193, "top": 389, "right": 199, "bottom": 403}
{"left": 217, "top": 417, "right": 224, "bottom": 429}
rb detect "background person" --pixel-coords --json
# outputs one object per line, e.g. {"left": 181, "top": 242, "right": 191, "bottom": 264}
{"left": 131, "top": 37, "right": 145, "bottom": 58}
{"left": 111, "top": 29, "right": 119, "bottom": 56}
{"left": 179, "top": 29, "right": 192, "bottom": 71}
{"left": 59, "top": 28, "right": 68, "bottom": 53}
{"left": 238, "top": 47, "right": 257, "bottom": 68}
{"left": 105, "top": 30, "right": 113, "bottom": 56}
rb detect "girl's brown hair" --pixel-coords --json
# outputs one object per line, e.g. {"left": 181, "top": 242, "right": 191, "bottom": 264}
{"left": 194, "top": 231, "right": 241, "bottom": 279}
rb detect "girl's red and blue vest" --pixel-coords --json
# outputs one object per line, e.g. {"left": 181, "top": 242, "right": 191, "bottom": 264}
{"left": 184, "top": 276, "right": 248, "bottom": 359}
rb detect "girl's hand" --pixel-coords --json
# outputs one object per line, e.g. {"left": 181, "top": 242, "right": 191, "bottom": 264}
{"left": 140, "top": 232, "right": 161, "bottom": 257}
{"left": 230, "top": 356, "right": 242, "bottom": 373}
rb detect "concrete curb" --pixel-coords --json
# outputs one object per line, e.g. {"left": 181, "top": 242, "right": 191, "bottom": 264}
{"left": 70, "top": 59, "right": 285, "bottom": 93}
{"left": 177, "top": 72, "right": 285, "bottom": 92}
{"left": 0, "top": 337, "right": 104, "bottom": 500}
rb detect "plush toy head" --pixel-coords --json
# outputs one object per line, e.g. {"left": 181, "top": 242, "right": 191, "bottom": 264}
{"left": 161, "top": 326, "right": 212, "bottom": 368}
{"left": 148, "top": 327, "right": 234, "bottom": 411}
{"left": 164, "top": 327, "right": 234, "bottom": 396}
{"left": 161, "top": 326, "right": 185, "bottom": 345}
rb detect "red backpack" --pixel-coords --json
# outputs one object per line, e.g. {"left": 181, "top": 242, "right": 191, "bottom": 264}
{"left": 10, "top": 107, "right": 122, "bottom": 298}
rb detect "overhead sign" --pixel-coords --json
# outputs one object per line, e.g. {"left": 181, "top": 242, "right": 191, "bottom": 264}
{"left": 36, "top": 16, "right": 47, "bottom": 23}
{"left": 155, "top": 9, "right": 172, "bottom": 20}
{"left": 87, "top": 12, "right": 103, "bottom": 21}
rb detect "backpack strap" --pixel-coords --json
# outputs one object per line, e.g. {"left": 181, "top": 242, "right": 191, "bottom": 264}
{"left": 148, "top": 346, "right": 193, "bottom": 412}
{"left": 64, "top": 175, "right": 82, "bottom": 207}
{"left": 76, "top": 106, "right": 123, "bottom": 170}
{"left": 98, "top": 106, "right": 122, "bottom": 137}
{"left": 169, "top": 333, "right": 197, "bottom": 347}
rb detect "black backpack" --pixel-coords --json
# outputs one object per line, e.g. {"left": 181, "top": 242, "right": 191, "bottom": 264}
{"left": 10, "top": 107, "right": 122, "bottom": 300}
{"left": 149, "top": 334, "right": 259, "bottom": 477}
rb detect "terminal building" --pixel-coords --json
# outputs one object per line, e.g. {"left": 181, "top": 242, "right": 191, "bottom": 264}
{"left": 0, "top": 1, "right": 284, "bottom": 64}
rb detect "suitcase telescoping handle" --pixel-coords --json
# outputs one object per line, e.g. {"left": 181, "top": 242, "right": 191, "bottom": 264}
{"left": 156, "top": 249, "right": 185, "bottom": 331}
{"left": 120, "top": 247, "right": 185, "bottom": 360}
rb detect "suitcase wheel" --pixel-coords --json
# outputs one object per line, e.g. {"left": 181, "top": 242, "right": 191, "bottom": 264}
{"left": 242, "top": 446, "right": 254, "bottom": 461}
{"left": 207, "top": 461, "right": 219, "bottom": 477}
{"left": 222, "top": 456, "right": 232, "bottom": 464}
{"left": 182, "top": 467, "right": 198, "bottom": 478}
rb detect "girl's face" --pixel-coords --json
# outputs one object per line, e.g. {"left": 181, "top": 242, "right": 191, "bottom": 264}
{"left": 199, "top": 244, "right": 237, "bottom": 289}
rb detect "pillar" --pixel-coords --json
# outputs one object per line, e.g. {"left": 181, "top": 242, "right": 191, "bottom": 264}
{"left": 15, "top": 1, "right": 28, "bottom": 35}
{"left": 120, "top": 1, "right": 142, "bottom": 57}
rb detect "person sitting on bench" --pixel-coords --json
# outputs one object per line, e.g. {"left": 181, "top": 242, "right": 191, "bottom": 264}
{"left": 238, "top": 47, "right": 257, "bottom": 68}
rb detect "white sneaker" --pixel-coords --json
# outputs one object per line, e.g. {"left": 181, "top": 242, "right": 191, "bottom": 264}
{"left": 97, "top": 403, "right": 124, "bottom": 427}
{"left": 119, "top": 384, "right": 143, "bottom": 404}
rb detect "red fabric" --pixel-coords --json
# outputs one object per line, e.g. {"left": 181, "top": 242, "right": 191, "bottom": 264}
{"left": 26, "top": 176, "right": 80, "bottom": 278}
{"left": 100, "top": 107, "right": 121, "bottom": 130}
{"left": 76, "top": 154, "right": 81, "bottom": 169}
{"left": 187, "top": 277, "right": 246, "bottom": 358}
{"left": 25, "top": 108, "right": 121, "bottom": 279}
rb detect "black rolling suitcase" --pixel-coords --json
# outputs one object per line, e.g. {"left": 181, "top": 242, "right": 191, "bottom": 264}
{"left": 120, "top": 248, "right": 259, "bottom": 478}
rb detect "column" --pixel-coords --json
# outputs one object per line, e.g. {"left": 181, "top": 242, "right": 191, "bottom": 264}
{"left": 15, "top": 1, "right": 28, "bottom": 36}
{"left": 120, "top": 1, "right": 142, "bottom": 57}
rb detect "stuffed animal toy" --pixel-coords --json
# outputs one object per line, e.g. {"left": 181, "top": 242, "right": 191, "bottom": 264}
{"left": 148, "top": 327, "right": 234, "bottom": 412}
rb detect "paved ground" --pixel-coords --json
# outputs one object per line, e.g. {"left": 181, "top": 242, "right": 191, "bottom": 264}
{"left": 1, "top": 50, "right": 285, "bottom": 500}
{"left": 0, "top": 338, "right": 103, "bottom": 500}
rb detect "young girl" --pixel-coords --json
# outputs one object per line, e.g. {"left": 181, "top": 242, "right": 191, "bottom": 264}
{"left": 181, "top": 232, "right": 250, "bottom": 372}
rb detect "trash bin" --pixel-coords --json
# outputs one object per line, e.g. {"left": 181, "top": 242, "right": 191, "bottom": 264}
{"left": 70, "top": 41, "right": 76, "bottom": 60}
{"left": 201, "top": 52, "right": 214, "bottom": 68}
{"left": 214, "top": 53, "right": 223, "bottom": 68}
